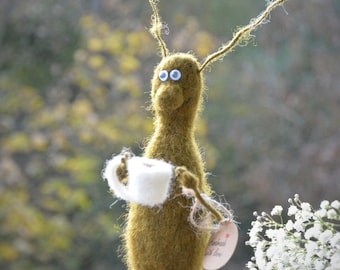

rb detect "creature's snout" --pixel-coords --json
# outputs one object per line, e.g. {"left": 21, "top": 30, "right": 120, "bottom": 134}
{"left": 154, "top": 84, "right": 184, "bottom": 112}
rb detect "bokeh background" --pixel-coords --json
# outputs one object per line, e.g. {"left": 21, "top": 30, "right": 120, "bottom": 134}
{"left": 1, "top": 0, "right": 339, "bottom": 269}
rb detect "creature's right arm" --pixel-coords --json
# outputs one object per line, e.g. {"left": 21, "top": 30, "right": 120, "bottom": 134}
{"left": 116, "top": 151, "right": 131, "bottom": 183}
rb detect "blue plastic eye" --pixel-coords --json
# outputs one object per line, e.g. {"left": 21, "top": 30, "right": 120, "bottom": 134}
{"left": 169, "top": 69, "right": 181, "bottom": 81}
{"left": 159, "top": 70, "right": 168, "bottom": 81}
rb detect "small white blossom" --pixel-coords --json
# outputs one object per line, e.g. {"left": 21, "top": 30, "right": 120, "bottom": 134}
{"left": 329, "top": 232, "right": 340, "bottom": 247}
{"left": 246, "top": 261, "right": 256, "bottom": 269}
{"left": 305, "top": 240, "right": 318, "bottom": 256}
{"left": 329, "top": 252, "right": 340, "bottom": 267}
{"left": 266, "top": 245, "right": 277, "bottom": 259}
{"left": 315, "top": 259, "right": 327, "bottom": 270}
{"left": 293, "top": 219, "right": 304, "bottom": 232}
{"left": 301, "top": 202, "right": 311, "bottom": 212}
{"left": 304, "top": 223, "right": 322, "bottom": 240}
{"left": 293, "top": 231, "right": 301, "bottom": 239}
{"left": 287, "top": 205, "right": 298, "bottom": 216}
{"left": 330, "top": 200, "right": 340, "bottom": 210}
{"left": 305, "top": 227, "right": 314, "bottom": 240}
{"left": 320, "top": 200, "right": 330, "bottom": 209}
{"left": 271, "top": 205, "right": 283, "bottom": 216}
{"left": 315, "top": 208, "right": 327, "bottom": 218}
{"left": 319, "top": 229, "right": 333, "bottom": 244}
{"left": 286, "top": 220, "right": 294, "bottom": 231}
{"left": 277, "top": 228, "right": 286, "bottom": 242}
{"left": 327, "top": 209, "right": 337, "bottom": 219}
{"left": 299, "top": 209, "right": 313, "bottom": 221}
{"left": 265, "top": 229, "right": 276, "bottom": 239}
{"left": 252, "top": 220, "right": 263, "bottom": 233}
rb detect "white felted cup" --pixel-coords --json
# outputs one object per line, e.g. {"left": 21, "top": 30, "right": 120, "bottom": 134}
{"left": 103, "top": 155, "right": 173, "bottom": 207}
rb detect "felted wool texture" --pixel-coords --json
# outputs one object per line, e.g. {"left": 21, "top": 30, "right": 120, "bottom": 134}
{"left": 123, "top": 53, "right": 211, "bottom": 270}
{"left": 104, "top": 155, "right": 173, "bottom": 207}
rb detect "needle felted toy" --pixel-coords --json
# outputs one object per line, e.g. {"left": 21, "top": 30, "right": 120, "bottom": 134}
{"left": 103, "top": 0, "right": 287, "bottom": 269}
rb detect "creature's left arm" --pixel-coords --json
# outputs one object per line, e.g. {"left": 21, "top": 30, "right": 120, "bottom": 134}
{"left": 175, "top": 166, "right": 223, "bottom": 222}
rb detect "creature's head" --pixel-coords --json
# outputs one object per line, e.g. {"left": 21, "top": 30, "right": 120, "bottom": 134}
{"left": 151, "top": 53, "right": 202, "bottom": 119}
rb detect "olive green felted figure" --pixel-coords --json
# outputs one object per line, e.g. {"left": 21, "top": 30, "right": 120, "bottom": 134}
{"left": 103, "top": 1, "right": 288, "bottom": 269}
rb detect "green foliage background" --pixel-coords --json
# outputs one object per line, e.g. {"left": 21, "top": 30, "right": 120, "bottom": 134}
{"left": 1, "top": 0, "right": 339, "bottom": 269}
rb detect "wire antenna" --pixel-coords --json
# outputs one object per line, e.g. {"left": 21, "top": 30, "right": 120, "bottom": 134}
{"left": 199, "top": 0, "right": 287, "bottom": 72}
{"left": 149, "top": 0, "right": 169, "bottom": 58}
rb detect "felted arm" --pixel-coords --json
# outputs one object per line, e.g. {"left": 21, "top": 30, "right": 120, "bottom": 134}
{"left": 115, "top": 150, "right": 131, "bottom": 183}
{"left": 174, "top": 166, "right": 199, "bottom": 190}
{"left": 175, "top": 166, "right": 223, "bottom": 221}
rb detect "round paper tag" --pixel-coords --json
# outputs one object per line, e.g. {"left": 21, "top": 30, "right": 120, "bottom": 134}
{"left": 203, "top": 221, "right": 238, "bottom": 270}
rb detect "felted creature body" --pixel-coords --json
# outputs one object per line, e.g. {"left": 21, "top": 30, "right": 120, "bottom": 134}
{"left": 125, "top": 53, "right": 210, "bottom": 270}
{"left": 103, "top": 1, "right": 288, "bottom": 269}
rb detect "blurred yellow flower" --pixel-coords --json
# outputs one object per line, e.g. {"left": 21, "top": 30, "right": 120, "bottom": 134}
{"left": 88, "top": 38, "right": 103, "bottom": 52}
{"left": 195, "top": 32, "right": 215, "bottom": 57}
{"left": 97, "top": 66, "right": 112, "bottom": 81}
{"left": 119, "top": 55, "right": 140, "bottom": 73}
{"left": 88, "top": 55, "right": 105, "bottom": 69}
{"left": 105, "top": 31, "right": 123, "bottom": 55}
{"left": 0, "top": 244, "right": 18, "bottom": 261}
{"left": 80, "top": 15, "right": 94, "bottom": 28}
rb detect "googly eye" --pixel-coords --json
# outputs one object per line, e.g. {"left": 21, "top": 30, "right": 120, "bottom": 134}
{"left": 159, "top": 70, "right": 168, "bottom": 82}
{"left": 169, "top": 69, "right": 181, "bottom": 81}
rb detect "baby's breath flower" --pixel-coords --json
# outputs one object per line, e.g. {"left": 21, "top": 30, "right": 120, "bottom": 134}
{"left": 276, "top": 228, "right": 286, "bottom": 242}
{"left": 301, "top": 202, "right": 311, "bottom": 212}
{"left": 285, "top": 220, "right": 294, "bottom": 231}
{"left": 320, "top": 200, "right": 330, "bottom": 209}
{"left": 305, "top": 224, "right": 321, "bottom": 240}
{"left": 252, "top": 220, "right": 263, "bottom": 232}
{"left": 330, "top": 200, "right": 340, "bottom": 210}
{"left": 315, "top": 259, "right": 325, "bottom": 269}
{"left": 329, "top": 252, "right": 340, "bottom": 267}
{"left": 246, "top": 261, "right": 256, "bottom": 269}
{"left": 271, "top": 205, "right": 283, "bottom": 216}
{"left": 287, "top": 205, "right": 298, "bottom": 216}
{"left": 319, "top": 229, "right": 333, "bottom": 244}
{"left": 327, "top": 209, "right": 337, "bottom": 219}
{"left": 293, "top": 219, "right": 304, "bottom": 232}
{"left": 246, "top": 195, "right": 340, "bottom": 270}
{"left": 299, "top": 208, "right": 313, "bottom": 221}
{"left": 293, "top": 231, "right": 301, "bottom": 239}
{"left": 329, "top": 232, "right": 340, "bottom": 247}
{"left": 315, "top": 208, "right": 327, "bottom": 218}
{"left": 265, "top": 229, "right": 276, "bottom": 239}
{"left": 306, "top": 240, "right": 318, "bottom": 255}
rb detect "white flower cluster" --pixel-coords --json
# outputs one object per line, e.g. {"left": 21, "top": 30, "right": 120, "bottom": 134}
{"left": 246, "top": 194, "right": 340, "bottom": 270}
